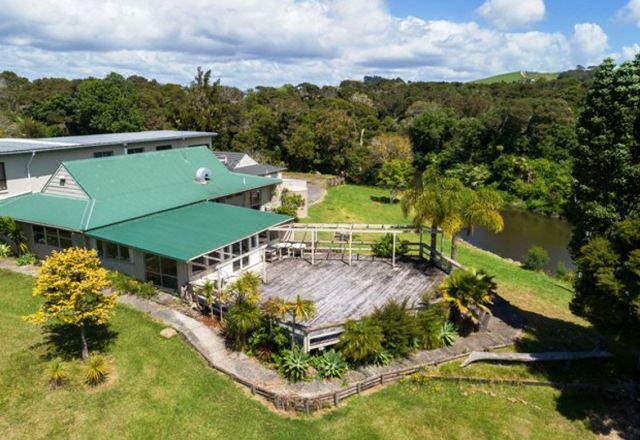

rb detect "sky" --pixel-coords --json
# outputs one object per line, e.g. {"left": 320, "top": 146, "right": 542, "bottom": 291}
{"left": 0, "top": 0, "right": 638, "bottom": 88}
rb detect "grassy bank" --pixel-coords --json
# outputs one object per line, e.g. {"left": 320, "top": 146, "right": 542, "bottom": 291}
{"left": 0, "top": 269, "right": 609, "bottom": 439}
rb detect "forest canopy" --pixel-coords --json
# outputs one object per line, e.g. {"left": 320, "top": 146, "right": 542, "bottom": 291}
{"left": 0, "top": 67, "right": 597, "bottom": 216}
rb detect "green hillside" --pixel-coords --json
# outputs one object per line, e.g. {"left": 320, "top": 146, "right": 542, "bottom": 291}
{"left": 472, "top": 71, "right": 559, "bottom": 84}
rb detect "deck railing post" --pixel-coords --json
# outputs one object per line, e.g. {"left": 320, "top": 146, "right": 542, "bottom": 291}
{"left": 311, "top": 230, "right": 315, "bottom": 265}
{"left": 392, "top": 233, "right": 396, "bottom": 268}
{"left": 419, "top": 226, "right": 424, "bottom": 260}
{"left": 348, "top": 230, "right": 353, "bottom": 266}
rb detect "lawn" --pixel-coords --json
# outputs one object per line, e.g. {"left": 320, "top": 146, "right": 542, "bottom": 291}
{"left": 0, "top": 184, "right": 634, "bottom": 439}
{"left": 0, "top": 269, "right": 612, "bottom": 439}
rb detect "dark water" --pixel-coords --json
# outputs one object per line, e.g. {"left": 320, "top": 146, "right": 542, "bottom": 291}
{"left": 463, "top": 209, "right": 574, "bottom": 271}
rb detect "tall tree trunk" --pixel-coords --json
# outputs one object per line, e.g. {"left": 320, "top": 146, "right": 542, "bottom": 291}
{"left": 451, "top": 233, "right": 459, "bottom": 261}
{"left": 290, "top": 314, "right": 296, "bottom": 350}
{"left": 430, "top": 224, "right": 438, "bottom": 262}
{"left": 80, "top": 322, "right": 89, "bottom": 361}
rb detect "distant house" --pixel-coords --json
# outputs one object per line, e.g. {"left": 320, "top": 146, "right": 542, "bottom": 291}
{"left": 0, "top": 147, "right": 291, "bottom": 290}
{"left": 0, "top": 131, "right": 215, "bottom": 199}
{"left": 213, "top": 151, "right": 286, "bottom": 178}
{"left": 214, "top": 151, "right": 309, "bottom": 217}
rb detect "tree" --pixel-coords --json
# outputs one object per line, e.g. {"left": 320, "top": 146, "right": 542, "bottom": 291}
{"left": 276, "top": 190, "right": 305, "bottom": 220}
{"left": 448, "top": 188, "right": 504, "bottom": 260}
{"left": 224, "top": 299, "right": 261, "bottom": 351}
{"left": 572, "top": 219, "right": 640, "bottom": 330}
{"left": 74, "top": 73, "right": 144, "bottom": 134}
{"left": 567, "top": 56, "right": 640, "bottom": 255}
{"left": 377, "top": 159, "right": 414, "bottom": 203}
{"left": 440, "top": 268, "right": 497, "bottom": 331}
{"left": 285, "top": 294, "right": 316, "bottom": 349}
{"left": 0, "top": 216, "right": 28, "bottom": 255}
{"left": 407, "top": 108, "right": 457, "bottom": 158}
{"left": 200, "top": 280, "right": 216, "bottom": 319}
{"left": 402, "top": 167, "right": 464, "bottom": 261}
{"left": 369, "top": 133, "right": 413, "bottom": 163}
{"left": 24, "top": 248, "right": 114, "bottom": 361}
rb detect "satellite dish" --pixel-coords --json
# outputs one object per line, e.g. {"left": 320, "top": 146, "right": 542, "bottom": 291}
{"left": 195, "top": 167, "right": 212, "bottom": 183}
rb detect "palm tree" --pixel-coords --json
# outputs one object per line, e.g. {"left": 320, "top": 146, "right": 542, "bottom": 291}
{"left": 215, "top": 286, "right": 232, "bottom": 321}
{"left": 286, "top": 294, "right": 316, "bottom": 349}
{"left": 0, "top": 216, "right": 28, "bottom": 255}
{"left": 262, "top": 296, "right": 287, "bottom": 333}
{"left": 449, "top": 188, "right": 504, "bottom": 261}
{"left": 440, "top": 268, "right": 497, "bottom": 331}
{"left": 402, "top": 167, "right": 464, "bottom": 261}
{"left": 200, "top": 280, "right": 216, "bottom": 319}
{"left": 223, "top": 299, "right": 261, "bottom": 351}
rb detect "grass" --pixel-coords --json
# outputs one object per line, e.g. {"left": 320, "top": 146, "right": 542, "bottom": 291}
{"left": 472, "top": 71, "right": 559, "bottom": 84}
{"left": 0, "top": 185, "right": 634, "bottom": 438}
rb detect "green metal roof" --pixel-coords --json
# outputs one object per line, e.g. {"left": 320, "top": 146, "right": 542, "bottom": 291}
{"left": 0, "top": 193, "right": 89, "bottom": 230}
{"left": 62, "top": 147, "right": 280, "bottom": 230}
{"left": 87, "top": 202, "right": 291, "bottom": 261}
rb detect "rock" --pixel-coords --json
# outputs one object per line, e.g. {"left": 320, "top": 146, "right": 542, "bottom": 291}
{"left": 160, "top": 327, "right": 177, "bottom": 339}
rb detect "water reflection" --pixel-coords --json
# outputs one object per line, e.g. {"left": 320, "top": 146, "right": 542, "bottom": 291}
{"left": 463, "top": 209, "right": 574, "bottom": 271}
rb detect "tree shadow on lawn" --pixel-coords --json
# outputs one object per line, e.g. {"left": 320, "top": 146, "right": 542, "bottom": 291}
{"left": 32, "top": 322, "right": 119, "bottom": 361}
{"left": 492, "top": 298, "right": 639, "bottom": 439}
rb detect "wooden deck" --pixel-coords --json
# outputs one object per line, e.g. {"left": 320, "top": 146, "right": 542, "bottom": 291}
{"left": 260, "top": 257, "right": 446, "bottom": 330}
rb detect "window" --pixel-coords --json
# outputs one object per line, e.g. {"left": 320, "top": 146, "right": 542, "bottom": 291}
{"left": 127, "top": 148, "right": 144, "bottom": 154}
{"left": 250, "top": 190, "right": 261, "bottom": 209}
{"left": 96, "top": 239, "right": 131, "bottom": 262}
{"left": 188, "top": 144, "right": 208, "bottom": 148}
{"left": 144, "top": 253, "right": 178, "bottom": 290}
{"left": 0, "top": 162, "right": 6, "bottom": 191}
{"left": 155, "top": 145, "right": 172, "bottom": 151}
{"left": 93, "top": 151, "right": 114, "bottom": 158}
{"left": 33, "top": 225, "right": 72, "bottom": 248}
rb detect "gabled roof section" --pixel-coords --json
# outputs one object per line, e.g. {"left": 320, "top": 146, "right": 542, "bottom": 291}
{"left": 61, "top": 147, "right": 279, "bottom": 230}
{"left": 0, "top": 193, "right": 90, "bottom": 231}
{"left": 87, "top": 202, "right": 292, "bottom": 261}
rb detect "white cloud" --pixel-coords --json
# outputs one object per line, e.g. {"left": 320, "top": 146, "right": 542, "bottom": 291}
{"left": 0, "top": 0, "right": 622, "bottom": 87}
{"left": 477, "top": 0, "right": 545, "bottom": 30}
{"left": 617, "top": 0, "right": 640, "bottom": 27}
{"left": 621, "top": 44, "right": 640, "bottom": 60}
{"left": 571, "top": 23, "right": 609, "bottom": 66}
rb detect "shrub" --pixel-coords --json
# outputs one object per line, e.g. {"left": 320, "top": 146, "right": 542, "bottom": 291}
{"left": 16, "top": 252, "right": 38, "bottom": 266}
{"left": 438, "top": 322, "right": 459, "bottom": 346}
{"left": 312, "top": 349, "right": 348, "bottom": 379}
{"left": 416, "top": 303, "right": 448, "bottom": 349}
{"left": 555, "top": 262, "right": 575, "bottom": 283}
{"left": 276, "top": 190, "right": 305, "bottom": 220}
{"left": 0, "top": 242, "right": 12, "bottom": 257}
{"left": 371, "top": 233, "right": 409, "bottom": 259}
{"left": 277, "top": 347, "right": 310, "bottom": 382}
{"left": 338, "top": 318, "right": 384, "bottom": 364}
{"left": 370, "top": 299, "right": 420, "bottom": 358}
{"left": 107, "top": 271, "right": 157, "bottom": 298}
{"left": 45, "top": 358, "right": 67, "bottom": 389}
{"left": 371, "top": 350, "right": 393, "bottom": 367}
{"left": 440, "top": 268, "right": 497, "bottom": 329}
{"left": 224, "top": 299, "right": 262, "bottom": 351}
{"left": 248, "top": 322, "right": 289, "bottom": 361}
{"left": 522, "top": 246, "right": 549, "bottom": 271}
{"left": 84, "top": 353, "right": 109, "bottom": 385}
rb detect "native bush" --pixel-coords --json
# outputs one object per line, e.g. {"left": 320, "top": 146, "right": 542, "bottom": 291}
{"left": 277, "top": 347, "right": 310, "bottom": 382}
{"left": 371, "top": 233, "right": 409, "bottom": 259}
{"left": 45, "top": 357, "right": 68, "bottom": 390}
{"left": 371, "top": 350, "right": 393, "bottom": 367}
{"left": 438, "top": 322, "right": 459, "bottom": 346}
{"left": 370, "top": 299, "right": 421, "bottom": 358}
{"left": 416, "top": 303, "right": 448, "bottom": 349}
{"left": 522, "top": 246, "right": 549, "bottom": 271}
{"left": 440, "top": 268, "right": 497, "bottom": 332}
{"left": 224, "top": 299, "right": 262, "bottom": 351}
{"left": 276, "top": 190, "right": 305, "bottom": 220}
{"left": 16, "top": 252, "right": 38, "bottom": 266}
{"left": 312, "top": 349, "right": 348, "bottom": 379}
{"left": 107, "top": 271, "right": 157, "bottom": 298}
{"left": 84, "top": 353, "right": 109, "bottom": 385}
{"left": 248, "top": 321, "right": 289, "bottom": 362}
{"left": 0, "top": 242, "right": 12, "bottom": 257}
{"left": 337, "top": 318, "right": 384, "bottom": 365}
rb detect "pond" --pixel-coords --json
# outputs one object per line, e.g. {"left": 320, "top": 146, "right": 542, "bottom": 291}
{"left": 462, "top": 209, "right": 574, "bottom": 271}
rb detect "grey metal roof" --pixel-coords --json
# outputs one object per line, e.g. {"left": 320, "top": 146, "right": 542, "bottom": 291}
{"left": 213, "top": 151, "right": 247, "bottom": 170}
{"left": 0, "top": 130, "right": 216, "bottom": 155}
{"left": 234, "top": 164, "right": 287, "bottom": 176}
